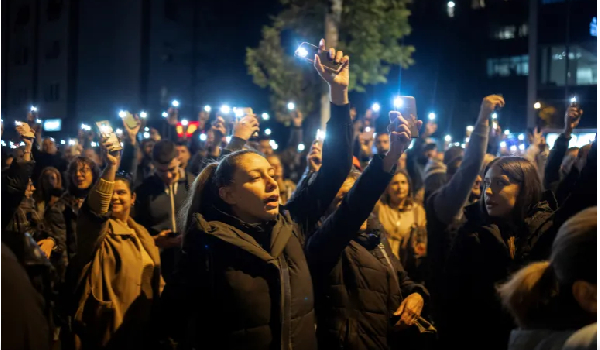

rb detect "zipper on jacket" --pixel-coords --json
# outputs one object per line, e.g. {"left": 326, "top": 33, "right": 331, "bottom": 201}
{"left": 278, "top": 255, "right": 292, "bottom": 350}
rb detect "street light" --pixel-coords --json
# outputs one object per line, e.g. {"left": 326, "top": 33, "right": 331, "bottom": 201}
{"left": 372, "top": 103, "right": 381, "bottom": 112}
{"left": 261, "top": 113, "right": 270, "bottom": 121}
{"left": 204, "top": 105, "right": 211, "bottom": 113}
{"left": 533, "top": 102, "right": 541, "bottom": 109}
{"left": 287, "top": 102, "right": 295, "bottom": 110}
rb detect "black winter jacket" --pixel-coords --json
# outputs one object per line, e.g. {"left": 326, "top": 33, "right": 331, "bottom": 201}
{"left": 307, "top": 155, "right": 428, "bottom": 350}
{"left": 440, "top": 200, "right": 555, "bottom": 350}
{"left": 160, "top": 103, "right": 353, "bottom": 350}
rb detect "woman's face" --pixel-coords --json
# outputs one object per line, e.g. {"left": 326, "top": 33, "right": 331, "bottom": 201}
{"left": 45, "top": 171, "right": 59, "bottom": 189}
{"left": 219, "top": 153, "right": 279, "bottom": 223}
{"left": 111, "top": 180, "right": 135, "bottom": 217}
{"left": 483, "top": 164, "right": 521, "bottom": 218}
{"left": 387, "top": 172, "right": 410, "bottom": 204}
{"left": 72, "top": 162, "right": 93, "bottom": 189}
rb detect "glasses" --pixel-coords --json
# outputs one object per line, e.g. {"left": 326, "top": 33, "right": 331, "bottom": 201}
{"left": 76, "top": 166, "right": 91, "bottom": 175}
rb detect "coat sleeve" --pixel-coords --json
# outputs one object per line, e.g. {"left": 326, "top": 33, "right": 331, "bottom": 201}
{"left": 381, "top": 236, "right": 429, "bottom": 304}
{"left": 544, "top": 133, "right": 569, "bottom": 192}
{"left": 284, "top": 103, "right": 353, "bottom": 238}
{"left": 45, "top": 203, "right": 67, "bottom": 258}
{"left": 306, "top": 155, "right": 394, "bottom": 273}
{"left": 1, "top": 160, "right": 35, "bottom": 230}
{"left": 119, "top": 141, "right": 138, "bottom": 183}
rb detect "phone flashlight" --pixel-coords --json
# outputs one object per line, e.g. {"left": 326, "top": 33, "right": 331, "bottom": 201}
{"left": 140, "top": 111, "right": 148, "bottom": 119}
{"left": 428, "top": 112, "right": 436, "bottom": 121}
{"left": 287, "top": 102, "right": 295, "bottom": 111}
{"left": 298, "top": 143, "right": 306, "bottom": 151}
{"left": 204, "top": 105, "right": 211, "bottom": 113}
{"left": 171, "top": 100, "right": 180, "bottom": 108}
{"left": 30, "top": 106, "right": 38, "bottom": 112}
{"left": 294, "top": 42, "right": 342, "bottom": 74}
{"left": 372, "top": 103, "right": 381, "bottom": 112}
{"left": 393, "top": 97, "right": 404, "bottom": 109}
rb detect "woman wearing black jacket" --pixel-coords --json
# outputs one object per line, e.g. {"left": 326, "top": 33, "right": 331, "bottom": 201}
{"left": 306, "top": 113, "right": 429, "bottom": 350}
{"left": 160, "top": 40, "right": 353, "bottom": 350}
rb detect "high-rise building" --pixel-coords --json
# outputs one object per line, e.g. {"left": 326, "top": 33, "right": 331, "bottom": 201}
{"left": 2, "top": 0, "right": 199, "bottom": 136}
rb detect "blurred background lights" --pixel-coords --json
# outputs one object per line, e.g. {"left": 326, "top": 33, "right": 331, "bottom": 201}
{"left": 287, "top": 102, "right": 295, "bottom": 110}
{"left": 297, "top": 47, "right": 308, "bottom": 58}
{"left": 444, "top": 135, "right": 452, "bottom": 142}
{"left": 500, "top": 141, "right": 507, "bottom": 148}
{"left": 181, "top": 119, "right": 188, "bottom": 126}
{"left": 140, "top": 111, "right": 147, "bottom": 118}
{"left": 204, "top": 105, "right": 211, "bottom": 112}
{"left": 533, "top": 102, "right": 541, "bottom": 109}
{"left": 372, "top": 103, "right": 381, "bottom": 112}
{"left": 298, "top": 143, "right": 305, "bottom": 151}
{"left": 162, "top": 112, "right": 168, "bottom": 118}
{"left": 200, "top": 133, "right": 207, "bottom": 141}
{"left": 518, "top": 133, "right": 525, "bottom": 141}
{"left": 265, "top": 128, "right": 272, "bottom": 135}
{"left": 510, "top": 145, "right": 518, "bottom": 152}
{"left": 220, "top": 105, "right": 230, "bottom": 114}
{"left": 119, "top": 110, "right": 126, "bottom": 118}
{"left": 171, "top": 100, "right": 180, "bottom": 107}
{"left": 393, "top": 96, "right": 403, "bottom": 109}
{"left": 428, "top": 112, "right": 436, "bottom": 121}
{"left": 261, "top": 113, "right": 270, "bottom": 120}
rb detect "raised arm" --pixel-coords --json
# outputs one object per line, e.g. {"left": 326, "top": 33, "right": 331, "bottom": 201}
{"left": 284, "top": 40, "right": 353, "bottom": 234}
{"left": 119, "top": 113, "right": 141, "bottom": 181}
{"left": 306, "top": 114, "right": 412, "bottom": 272}
{"left": 431, "top": 95, "right": 503, "bottom": 225}
{"left": 544, "top": 106, "right": 582, "bottom": 191}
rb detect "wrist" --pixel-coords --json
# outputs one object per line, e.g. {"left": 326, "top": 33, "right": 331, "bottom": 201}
{"left": 330, "top": 87, "right": 349, "bottom": 106}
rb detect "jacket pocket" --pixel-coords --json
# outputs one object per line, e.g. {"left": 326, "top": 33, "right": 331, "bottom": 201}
{"left": 75, "top": 291, "right": 116, "bottom": 347}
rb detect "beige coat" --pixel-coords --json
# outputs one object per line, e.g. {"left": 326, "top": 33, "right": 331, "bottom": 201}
{"left": 70, "top": 179, "right": 163, "bottom": 350}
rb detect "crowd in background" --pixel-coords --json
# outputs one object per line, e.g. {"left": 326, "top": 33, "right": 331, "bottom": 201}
{"left": 1, "top": 41, "right": 597, "bottom": 350}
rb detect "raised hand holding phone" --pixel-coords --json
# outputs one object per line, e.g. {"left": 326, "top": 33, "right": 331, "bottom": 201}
{"left": 313, "top": 39, "right": 349, "bottom": 106}
{"left": 233, "top": 114, "right": 260, "bottom": 141}
{"left": 384, "top": 111, "right": 417, "bottom": 172}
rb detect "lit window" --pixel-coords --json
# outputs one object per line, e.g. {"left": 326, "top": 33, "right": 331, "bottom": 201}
{"left": 540, "top": 44, "right": 596, "bottom": 86}
{"left": 471, "top": 0, "right": 485, "bottom": 9}
{"left": 493, "top": 26, "right": 515, "bottom": 40}
{"left": 518, "top": 24, "right": 528, "bottom": 37}
{"left": 487, "top": 55, "right": 529, "bottom": 77}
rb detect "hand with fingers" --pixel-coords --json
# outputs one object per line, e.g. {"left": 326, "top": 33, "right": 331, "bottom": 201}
{"left": 212, "top": 117, "right": 227, "bottom": 139}
{"left": 564, "top": 106, "right": 582, "bottom": 136}
{"left": 479, "top": 95, "right": 505, "bottom": 121}
{"left": 383, "top": 111, "right": 417, "bottom": 172}
{"left": 153, "top": 229, "right": 182, "bottom": 248}
{"left": 394, "top": 293, "right": 425, "bottom": 330}
{"left": 233, "top": 114, "right": 260, "bottom": 141}
{"left": 307, "top": 141, "right": 323, "bottom": 172}
{"left": 101, "top": 137, "right": 121, "bottom": 167}
{"left": 167, "top": 107, "right": 179, "bottom": 126}
{"left": 313, "top": 39, "right": 349, "bottom": 106}
{"left": 292, "top": 110, "right": 303, "bottom": 127}
{"left": 123, "top": 113, "right": 141, "bottom": 145}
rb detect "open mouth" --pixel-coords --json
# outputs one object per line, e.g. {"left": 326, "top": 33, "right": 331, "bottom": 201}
{"left": 264, "top": 195, "right": 279, "bottom": 206}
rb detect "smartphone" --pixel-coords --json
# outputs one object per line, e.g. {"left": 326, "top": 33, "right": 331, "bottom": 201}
{"left": 394, "top": 96, "right": 420, "bottom": 139}
{"left": 294, "top": 42, "right": 342, "bottom": 74}
{"left": 96, "top": 120, "right": 122, "bottom": 151}
{"left": 123, "top": 111, "right": 138, "bottom": 129}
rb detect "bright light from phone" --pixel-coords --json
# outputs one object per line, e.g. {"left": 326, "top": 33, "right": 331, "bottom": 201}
{"left": 61, "top": 140, "right": 66, "bottom": 145}
{"left": 36, "top": 119, "right": 42, "bottom": 124}
{"left": 272, "top": 143, "right": 278, "bottom": 150}
{"left": 428, "top": 112, "right": 436, "bottom": 121}
{"left": 91, "top": 141, "right": 97, "bottom": 148}
{"left": 144, "top": 127, "right": 149, "bottom": 132}
{"left": 140, "top": 111, "right": 148, "bottom": 118}
{"left": 466, "top": 137, "right": 470, "bottom": 143}
{"left": 68, "top": 139, "right": 76, "bottom": 145}
{"left": 226, "top": 136, "right": 232, "bottom": 143}
{"left": 262, "top": 113, "right": 270, "bottom": 121}
{"left": 447, "top": 1, "right": 455, "bottom": 7}
{"left": 570, "top": 96, "right": 577, "bottom": 103}
{"left": 162, "top": 112, "right": 168, "bottom": 118}
{"left": 235, "top": 109, "right": 244, "bottom": 118}
{"left": 510, "top": 145, "right": 517, "bottom": 152}
{"left": 500, "top": 141, "right": 507, "bottom": 148}
{"left": 466, "top": 125, "right": 474, "bottom": 132}
{"left": 518, "top": 133, "right": 525, "bottom": 141}
{"left": 365, "top": 126, "right": 371, "bottom": 133}
{"left": 200, "top": 133, "right": 207, "bottom": 141}
{"left": 30, "top": 106, "right": 37, "bottom": 112}
{"left": 119, "top": 110, "right": 126, "bottom": 118}
{"left": 298, "top": 143, "right": 306, "bottom": 151}
{"left": 444, "top": 135, "right": 452, "bottom": 142}
{"left": 504, "top": 129, "right": 510, "bottom": 135}
{"left": 372, "top": 103, "right": 381, "bottom": 112}
{"left": 204, "top": 105, "right": 211, "bottom": 112}
{"left": 297, "top": 47, "right": 309, "bottom": 58}
{"left": 461, "top": 143, "right": 466, "bottom": 148}
{"left": 287, "top": 102, "right": 295, "bottom": 110}
{"left": 81, "top": 123, "right": 91, "bottom": 131}
{"left": 316, "top": 129, "right": 326, "bottom": 141}
{"left": 519, "top": 144, "right": 525, "bottom": 151}
{"left": 220, "top": 105, "right": 230, "bottom": 114}
{"left": 265, "top": 128, "right": 272, "bottom": 136}
{"left": 144, "top": 132, "right": 150, "bottom": 139}
{"left": 181, "top": 119, "right": 188, "bottom": 126}
{"left": 491, "top": 112, "right": 498, "bottom": 119}
{"left": 492, "top": 121, "right": 498, "bottom": 130}
{"left": 393, "top": 97, "right": 403, "bottom": 109}
{"left": 171, "top": 100, "right": 180, "bottom": 107}
{"left": 533, "top": 102, "right": 541, "bottom": 109}
{"left": 115, "top": 128, "right": 123, "bottom": 135}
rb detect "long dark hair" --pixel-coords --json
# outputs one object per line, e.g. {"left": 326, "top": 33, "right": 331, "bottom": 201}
{"left": 481, "top": 156, "right": 542, "bottom": 224}
{"left": 178, "top": 149, "right": 264, "bottom": 235}
{"left": 66, "top": 156, "right": 100, "bottom": 197}
{"left": 33, "top": 167, "right": 62, "bottom": 204}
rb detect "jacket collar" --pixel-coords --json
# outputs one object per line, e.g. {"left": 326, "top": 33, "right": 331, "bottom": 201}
{"left": 192, "top": 207, "right": 292, "bottom": 263}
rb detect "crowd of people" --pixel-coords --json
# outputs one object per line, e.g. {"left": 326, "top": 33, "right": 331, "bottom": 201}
{"left": 1, "top": 40, "right": 597, "bottom": 350}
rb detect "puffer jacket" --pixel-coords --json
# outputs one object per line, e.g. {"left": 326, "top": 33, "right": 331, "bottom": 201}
{"left": 160, "top": 102, "right": 353, "bottom": 350}
{"left": 440, "top": 200, "right": 555, "bottom": 350}
{"left": 307, "top": 155, "right": 429, "bottom": 350}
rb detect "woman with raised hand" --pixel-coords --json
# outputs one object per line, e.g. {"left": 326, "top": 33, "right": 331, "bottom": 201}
{"left": 67, "top": 138, "right": 163, "bottom": 350}
{"left": 160, "top": 39, "right": 353, "bottom": 350}
{"left": 499, "top": 207, "right": 597, "bottom": 350}
{"left": 306, "top": 112, "right": 430, "bottom": 350}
